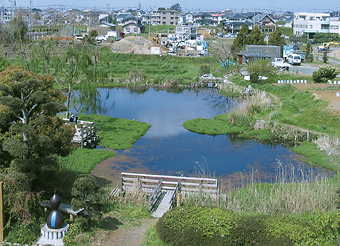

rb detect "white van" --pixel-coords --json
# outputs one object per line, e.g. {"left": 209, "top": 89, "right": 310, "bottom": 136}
{"left": 287, "top": 54, "right": 301, "bottom": 65}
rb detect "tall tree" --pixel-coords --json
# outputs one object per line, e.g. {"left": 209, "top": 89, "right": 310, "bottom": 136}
{"left": 169, "top": 3, "right": 182, "bottom": 12}
{"left": 218, "top": 21, "right": 226, "bottom": 34}
{"left": 0, "top": 67, "right": 74, "bottom": 190}
{"left": 268, "top": 28, "right": 286, "bottom": 56}
{"left": 9, "top": 16, "right": 28, "bottom": 43}
{"left": 248, "top": 26, "right": 265, "bottom": 45}
{"left": 231, "top": 25, "right": 250, "bottom": 51}
{"left": 209, "top": 40, "right": 236, "bottom": 71}
{"left": 52, "top": 43, "right": 92, "bottom": 118}
{"left": 29, "top": 39, "right": 59, "bottom": 75}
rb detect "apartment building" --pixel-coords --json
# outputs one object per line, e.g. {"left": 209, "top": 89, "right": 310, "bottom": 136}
{"left": 142, "top": 10, "right": 178, "bottom": 26}
{"left": 294, "top": 12, "right": 340, "bottom": 39}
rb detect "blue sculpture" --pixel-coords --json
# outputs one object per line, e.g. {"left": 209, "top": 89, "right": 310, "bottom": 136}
{"left": 46, "top": 193, "right": 64, "bottom": 229}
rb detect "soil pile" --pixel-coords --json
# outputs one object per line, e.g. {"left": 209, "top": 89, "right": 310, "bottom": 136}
{"left": 198, "top": 28, "right": 213, "bottom": 39}
{"left": 110, "top": 36, "right": 156, "bottom": 54}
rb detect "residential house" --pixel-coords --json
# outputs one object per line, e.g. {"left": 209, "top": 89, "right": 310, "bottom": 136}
{"left": 121, "top": 14, "right": 145, "bottom": 34}
{"left": 193, "top": 12, "right": 216, "bottom": 26}
{"left": 116, "top": 13, "right": 131, "bottom": 23}
{"left": 64, "top": 9, "right": 84, "bottom": 24}
{"left": 82, "top": 9, "right": 100, "bottom": 26}
{"left": 252, "top": 13, "right": 276, "bottom": 32}
{"left": 221, "top": 13, "right": 251, "bottom": 33}
{"left": 293, "top": 12, "right": 340, "bottom": 39}
{"left": 0, "top": 7, "right": 16, "bottom": 23}
{"left": 173, "top": 25, "right": 201, "bottom": 41}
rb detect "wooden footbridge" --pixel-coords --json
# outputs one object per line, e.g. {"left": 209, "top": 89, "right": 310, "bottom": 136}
{"left": 118, "top": 172, "right": 219, "bottom": 218}
{"left": 63, "top": 118, "right": 99, "bottom": 148}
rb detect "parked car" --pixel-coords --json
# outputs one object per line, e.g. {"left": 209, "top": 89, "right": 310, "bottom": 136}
{"left": 271, "top": 58, "right": 290, "bottom": 71}
{"left": 287, "top": 54, "right": 301, "bottom": 65}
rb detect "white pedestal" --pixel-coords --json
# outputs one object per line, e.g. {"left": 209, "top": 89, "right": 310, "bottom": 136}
{"left": 36, "top": 223, "right": 69, "bottom": 246}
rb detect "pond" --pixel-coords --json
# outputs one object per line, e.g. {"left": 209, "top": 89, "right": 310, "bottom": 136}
{"left": 74, "top": 87, "right": 330, "bottom": 184}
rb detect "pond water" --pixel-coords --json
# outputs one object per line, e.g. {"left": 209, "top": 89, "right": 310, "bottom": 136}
{"left": 74, "top": 87, "right": 329, "bottom": 183}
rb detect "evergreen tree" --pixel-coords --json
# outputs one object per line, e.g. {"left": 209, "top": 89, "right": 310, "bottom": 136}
{"left": 231, "top": 25, "right": 250, "bottom": 51}
{"left": 323, "top": 51, "right": 328, "bottom": 63}
{"left": 169, "top": 3, "right": 182, "bottom": 12}
{"left": 0, "top": 67, "right": 74, "bottom": 190}
{"left": 71, "top": 174, "right": 104, "bottom": 228}
{"left": 268, "top": 28, "right": 286, "bottom": 56}
{"left": 305, "top": 42, "right": 314, "bottom": 63}
{"left": 248, "top": 26, "right": 265, "bottom": 45}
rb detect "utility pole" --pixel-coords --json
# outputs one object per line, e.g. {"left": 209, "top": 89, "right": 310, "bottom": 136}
{"left": 107, "top": 4, "right": 109, "bottom": 24}
{"left": 148, "top": 7, "right": 151, "bottom": 38}
{"left": 28, "top": 0, "right": 33, "bottom": 31}
{"left": 0, "top": 182, "right": 3, "bottom": 243}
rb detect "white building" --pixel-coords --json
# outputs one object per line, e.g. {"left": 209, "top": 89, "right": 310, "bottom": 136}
{"left": 294, "top": 12, "right": 340, "bottom": 39}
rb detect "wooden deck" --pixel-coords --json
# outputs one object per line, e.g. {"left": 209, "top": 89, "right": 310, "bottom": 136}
{"left": 119, "top": 172, "right": 219, "bottom": 217}
{"left": 63, "top": 118, "right": 99, "bottom": 148}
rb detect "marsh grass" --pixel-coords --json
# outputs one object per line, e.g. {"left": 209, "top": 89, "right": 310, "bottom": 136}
{"left": 79, "top": 114, "right": 151, "bottom": 149}
{"left": 119, "top": 180, "right": 149, "bottom": 207}
{"left": 223, "top": 161, "right": 337, "bottom": 215}
{"left": 234, "top": 89, "right": 272, "bottom": 116}
{"left": 58, "top": 148, "right": 116, "bottom": 173}
{"left": 183, "top": 160, "right": 337, "bottom": 215}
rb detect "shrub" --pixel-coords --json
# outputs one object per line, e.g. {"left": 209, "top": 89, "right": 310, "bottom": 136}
{"left": 200, "top": 64, "right": 211, "bottom": 75}
{"left": 0, "top": 170, "right": 44, "bottom": 228}
{"left": 156, "top": 207, "right": 340, "bottom": 246}
{"left": 71, "top": 174, "right": 104, "bottom": 228}
{"left": 312, "top": 65, "right": 339, "bottom": 83}
{"left": 156, "top": 206, "right": 246, "bottom": 246}
{"left": 246, "top": 60, "right": 275, "bottom": 84}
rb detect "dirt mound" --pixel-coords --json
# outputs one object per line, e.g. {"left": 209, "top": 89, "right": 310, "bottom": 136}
{"left": 110, "top": 36, "right": 156, "bottom": 54}
{"left": 329, "top": 48, "right": 340, "bottom": 58}
{"left": 198, "top": 28, "right": 212, "bottom": 39}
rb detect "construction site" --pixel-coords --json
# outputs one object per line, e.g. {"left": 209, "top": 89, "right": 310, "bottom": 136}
{"left": 106, "top": 27, "right": 212, "bottom": 56}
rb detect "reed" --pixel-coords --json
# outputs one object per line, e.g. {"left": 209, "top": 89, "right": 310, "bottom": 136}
{"left": 224, "top": 161, "right": 337, "bottom": 214}
{"left": 220, "top": 83, "right": 272, "bottom": 116}
{"left": 184, "top": 160, "right": 337, "bottom": 215}
{"left": 119, "top": 180, "right": 148, "bottom": 206}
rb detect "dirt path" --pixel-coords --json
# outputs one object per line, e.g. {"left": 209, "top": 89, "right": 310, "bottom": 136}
{"left": 90, "top": 218, "right": 158, "bottom": 246}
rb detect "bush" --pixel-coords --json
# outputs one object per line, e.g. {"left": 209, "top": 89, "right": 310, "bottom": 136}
{"left": 0, "top": 170, "right": 44, "bottom": 228}
{"left": 200, "top": 64, "right": 211, "bottom": 75}
{"left": 71, "top": 174, "right": 104, "bottom": 228}
{"left": 156, "top": 206, "right": 246, "bottom": 246}
{"left": 313, "top": 33, "right": 340, "bottom": 43}
{"left": 246, "top": 60, "right": 275, "bottom": 84}
{"left": 156, "top": 207, "right": 340, "bottom": 246}
{"left": 312, "top": 65, "right": 339, "bottom": 83}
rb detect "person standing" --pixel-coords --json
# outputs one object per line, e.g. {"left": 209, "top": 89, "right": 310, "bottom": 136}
{"left": 74, "top": 113, "right": 78, "bottom": 124}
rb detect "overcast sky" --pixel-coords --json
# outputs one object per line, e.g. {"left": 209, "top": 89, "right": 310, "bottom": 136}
{"left": 6, "top": 0, "right": 340, "bottom": 13}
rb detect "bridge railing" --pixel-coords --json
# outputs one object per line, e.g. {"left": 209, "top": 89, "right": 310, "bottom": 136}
{"left": 169, "top": 183, "right": 179, "bottom": 209}
{"left": 149, "top": 181, "right": 163, "bottom": 210}
{"left": 120, "top": 172, "right": 219, "bottom": 196}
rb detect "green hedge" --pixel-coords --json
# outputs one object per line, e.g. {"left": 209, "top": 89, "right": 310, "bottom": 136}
{"left": 156, "top": 206, "right": 340, "bottom": 246}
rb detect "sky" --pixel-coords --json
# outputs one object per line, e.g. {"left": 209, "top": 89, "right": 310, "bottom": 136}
{"left": 3, "top": 0, "right": 340, "bottom": 13}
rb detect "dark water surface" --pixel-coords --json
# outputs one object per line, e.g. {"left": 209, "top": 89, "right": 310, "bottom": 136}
{"left": 77, "top": 87, "right": 322, "bottom": 180}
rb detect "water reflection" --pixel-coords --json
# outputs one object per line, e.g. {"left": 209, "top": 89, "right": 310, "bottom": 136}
{"left": 71, "top": 87, "right": 331, "bottom": 182}
{"left": 74, "top": 87, "right": 236, "bottom": 138}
